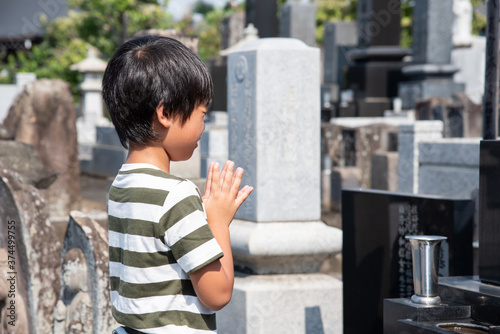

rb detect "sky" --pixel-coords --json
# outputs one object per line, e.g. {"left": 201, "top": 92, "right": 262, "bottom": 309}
{"left": 166, "top": 0, "right": 243, "bottom": 21}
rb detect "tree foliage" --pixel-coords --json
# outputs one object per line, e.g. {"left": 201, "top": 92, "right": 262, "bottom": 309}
{"left": 179, "top": 1, "right": 243, "bottom": 62}
{"left": 2, "top": 0, "right": 173, "bottom": 96}
{"left": 315, "top": 0, "right": 357, "bottom": 45}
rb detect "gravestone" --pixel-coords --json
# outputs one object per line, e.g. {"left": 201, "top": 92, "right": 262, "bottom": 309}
{"left": 220, "top": 11, "right": 245, "bottom": 50}
{"left": 217, "top": 38, "right": 343, "bottom": 334}
{"left": 478, "top": 140, "right": 500, "bottom": 285}
{"left": 0, "top": 168, "right": 62, "bottom": 333}
{"left": 398, "top": 121, "right": 443, "bottom": 194}
{"left": 200, "top": 111, "right": 228, "bottom": 178}
{"left": 323, "top": 21, "right": 357, "bottom": 87}
{"left": 3, "top": 79, "right": 80, "bottom": 218}
{"left": 346, "top": 0, "right": 409, "bottom": 117}
{"left": 382, "top": 141, "right": 500, "bottom": 333}
{"left": 322, "top": 21, "right": 357, "bottom": 119}
{"left": 399, "top": 0, "right": 464, "bottom": 109}
{"left": 342, "top": 188, "right": 474, "bottom": 334}
{"left": 279, "top": 1, "right": 317, "bottom": 46}
{"left": 210, "top": 23, "right": 259, "bottom": 112}
{"left": 245, "top": 0, "right": 278, "bottom": 38}
{"left": 56, "top": 211, "right": 119, "bottom": 333}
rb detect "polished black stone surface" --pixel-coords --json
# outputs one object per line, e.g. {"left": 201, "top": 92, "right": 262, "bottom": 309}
{"left": 384, "top": 277, "right": 500, "bottom": 333}
{"left": 439, "top": 276, "right": 500, "bottom": 325}
{"left": 479, "top": 140, "right": 500, "bottom": 285}
{"left": 384, "top": 298, "right": 471, "bottom": 334}
{"left": 343, "top": 189, "right": 474, "bottom": 334}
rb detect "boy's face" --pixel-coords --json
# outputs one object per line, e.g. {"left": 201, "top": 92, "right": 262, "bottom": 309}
{"left": 163, "top": 104, "right": 206, "bottom": 162}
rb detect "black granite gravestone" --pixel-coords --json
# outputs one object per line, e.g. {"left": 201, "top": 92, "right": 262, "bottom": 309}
{"left": 342, "top": 189, "right": 474, "bottom": 334}
{"left": 398, "top": 0, "right": 463, "bottom": 110}
{"left": 345, "top": 0, "right": 409, "bottom": 117}
{"left": 479, "top": 140, "right": 500, "bottom": 285}
{"left": 356, "top": 0, "right": 401, "bottom": 47}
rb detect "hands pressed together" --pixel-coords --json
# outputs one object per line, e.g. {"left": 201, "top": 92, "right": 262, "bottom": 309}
{"left": 202, "top": 161, "right": 253, "bottom": 227}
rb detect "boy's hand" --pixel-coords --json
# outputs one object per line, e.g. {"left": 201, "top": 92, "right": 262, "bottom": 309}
{"left": 202, "top": 161, "right": 253, "bottom": 227}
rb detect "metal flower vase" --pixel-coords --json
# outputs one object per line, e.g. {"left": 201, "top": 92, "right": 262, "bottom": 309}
{"left": 405, "top": 235, "right": 447, "bottom": 305}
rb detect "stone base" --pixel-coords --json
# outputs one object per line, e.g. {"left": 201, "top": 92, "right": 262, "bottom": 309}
{"left": 217, "top": 273, "right": 343, "bottom": 334}
{"left": 399, "top": 79, "right": 465, "bottom": 110}
{"left": 230, "top": 220, "right": 342, "bottom": 275}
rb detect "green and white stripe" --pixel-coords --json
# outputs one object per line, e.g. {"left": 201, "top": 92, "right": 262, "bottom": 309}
{"left": 108, "top": 164, "right": 223, "bottom": 333}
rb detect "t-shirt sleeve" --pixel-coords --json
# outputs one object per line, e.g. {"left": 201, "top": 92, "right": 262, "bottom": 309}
{"left": 161, "top": 180, "right": 223, "bottom": 275}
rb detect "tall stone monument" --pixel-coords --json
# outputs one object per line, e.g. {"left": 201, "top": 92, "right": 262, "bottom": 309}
{"left": 217, "top": 38, "right": 342, "bottom": 333}
{"left": 399, "top": 0, "right": 464, "bottom": 109}
{"left": 345, "top": 0, "right": 409, "bottom": 117}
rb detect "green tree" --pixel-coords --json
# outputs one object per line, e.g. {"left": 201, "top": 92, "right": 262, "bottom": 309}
{"left": 182, "top": 1, "right": 243, "bottom": 62}
{"left": 3, "top": 0, "right": 173, "bottom": 96}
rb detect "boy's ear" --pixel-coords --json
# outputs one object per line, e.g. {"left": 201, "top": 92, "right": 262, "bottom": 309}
{"left": 155, "top": 102, "right": 172, "bottom": 128}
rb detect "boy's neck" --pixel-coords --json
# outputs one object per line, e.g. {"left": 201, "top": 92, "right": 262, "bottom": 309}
{"left": 126, "top": 143, "right": 171, "bottom": 174}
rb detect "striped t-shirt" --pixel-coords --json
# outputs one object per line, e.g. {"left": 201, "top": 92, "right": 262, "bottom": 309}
{"left": 108, "top": 163, "right": 224, "bottom": 333}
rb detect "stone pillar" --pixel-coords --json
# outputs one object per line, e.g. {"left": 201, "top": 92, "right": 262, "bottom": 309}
{"left": 398, "top": 121, "right": 443, "bottom": 194}
{"left": 218, "top": 38, "right": 343, "bottom": 334}
{"left": 279, "top": 1, "right": 317, "bottom": 47}
{"left": 399, "top": 0, "right": 463, "bottom": 109}
{"left": 70, "top": 48, "right": 110, "bottom": 160}
{"left": 322, "top": 21, "right": 357, "bottom": 119}
{"left": 323, "top": 21, "right": 357, "bottom": 87}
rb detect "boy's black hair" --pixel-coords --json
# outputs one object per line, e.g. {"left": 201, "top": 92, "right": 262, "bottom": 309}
{"left": 102, "top": 35, "right": 213, "bottom": 148}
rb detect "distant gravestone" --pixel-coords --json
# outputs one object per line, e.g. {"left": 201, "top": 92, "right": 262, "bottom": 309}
{"left": 356, "top": 0, "right": 401, "bottom": 47}
{"left": 323, "top": 21, "right": 357, "bottom": 86}
{"left": 345, "top": 0, "right": 409, "bottom": 116}
{"left": 342, "top": 189, "right": 474, "bottom": 334}
{"left": 280, "top": 1, "right": 317, "bottom": 46}
{"left": 399, "top": 0, "right": 463, "bottom": 109}
{"left": 3, "top": 79, "right": 80, "bottom": 218}
{"left": 412, "top": 0, "right": 454, "bottom": 64}
{"left": 220, "top": 12, "right": 245, "bottom": 50}
{"left": 245, "top": 0, "right": 278, "bottom": 38}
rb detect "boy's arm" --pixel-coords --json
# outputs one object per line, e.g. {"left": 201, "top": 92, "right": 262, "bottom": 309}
{"left": 189, "top": 161, "right": 252, "bottom": 311}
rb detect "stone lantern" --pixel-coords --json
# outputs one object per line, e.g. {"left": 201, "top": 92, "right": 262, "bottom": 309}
{"left": 70, "top": 47, "right": 109, "bottom": 159}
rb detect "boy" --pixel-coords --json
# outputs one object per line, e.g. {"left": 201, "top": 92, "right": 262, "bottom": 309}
{"left": 102, "top": 35, "right": 253, "bottom": 333}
